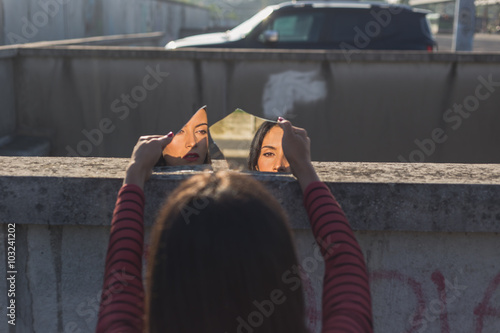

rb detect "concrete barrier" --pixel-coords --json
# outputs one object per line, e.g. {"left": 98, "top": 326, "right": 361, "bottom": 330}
{"left": 0, "top": 157, "right": 499, "bottom": 332}
{"left": 1, "top": 45, "right": 499, "bottom": 163}
{"left": 0, "top": 52, "right": 16, "bottom": 137}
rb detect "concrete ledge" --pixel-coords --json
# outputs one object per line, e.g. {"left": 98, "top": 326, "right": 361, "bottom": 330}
{"left": 1, "top": 157, "right": 499, "bottom": 232}
{"left": 2, "top": 45, "right": 499, "bottom": 62}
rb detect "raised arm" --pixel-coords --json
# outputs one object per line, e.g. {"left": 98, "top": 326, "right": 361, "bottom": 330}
{"left": 278, "top": 119, "right": 373, "bottom": 333}
{"left": 96, "top": 133, "right": 173, "bottom": 333}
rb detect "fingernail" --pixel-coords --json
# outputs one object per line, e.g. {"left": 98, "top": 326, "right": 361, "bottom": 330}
{"left": 278, "top": 117, "right": 284, "bottom": 122}
{"left": 167, "top": 131, "right": 174, "bottom": 138}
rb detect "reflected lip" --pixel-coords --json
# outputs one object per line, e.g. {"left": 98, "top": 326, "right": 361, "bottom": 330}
{"left": 183, "top": 153, "right": 200, "bottom": 162}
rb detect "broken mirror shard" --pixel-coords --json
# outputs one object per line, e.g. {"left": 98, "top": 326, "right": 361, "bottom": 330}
{"left": 209, "top": 109, "right": 271, "bottom": 170}
{"left": 155, "top": 106, "right": 214, "bottom": 168}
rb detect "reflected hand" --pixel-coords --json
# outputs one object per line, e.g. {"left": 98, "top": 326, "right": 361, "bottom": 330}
{"left": 124, "top": 133, "right": 174, "bottom": 189}
{"left": 277, "top": 119, "right": 319, "bottom": 191}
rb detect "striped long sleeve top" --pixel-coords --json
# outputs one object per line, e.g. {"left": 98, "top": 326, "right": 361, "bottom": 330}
{"left": 304, "top": 182, "right": 373, "bottom": 333}
{"left": 96, "top": 184, "right": 145, "bottom": 333}
{"left": 96, "top": 182, "right": 373, "bottom": 333}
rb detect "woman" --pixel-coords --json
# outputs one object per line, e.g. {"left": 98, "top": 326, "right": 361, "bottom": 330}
{"left": 158, "top": 106, "right": 210, "bottom": 166}
{"left": 248, "top": 120, "right": 290, "bottom": 172}
{"left": 96, "top": 119, "right": 373, "bottom": 333}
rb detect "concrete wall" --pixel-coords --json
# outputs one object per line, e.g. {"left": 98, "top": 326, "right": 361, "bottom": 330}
{"left": 0, "top": 0, "right": 210, "bottom": 46}
{"left": 0, "top": 158, "right": 499, "bottom": 332}
{"left": 1, "top": 45, "right": 500, "bottom": 163}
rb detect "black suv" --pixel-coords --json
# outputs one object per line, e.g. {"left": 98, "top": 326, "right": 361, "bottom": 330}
{"left": 165, "top": 1, "right": 436, "bottom": 51}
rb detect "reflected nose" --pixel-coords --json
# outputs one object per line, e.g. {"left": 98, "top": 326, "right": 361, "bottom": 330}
{"left": 274, "top": 155, "right": 291, "bottom": 173}
{"left": 185, "top": 132, "right": 197, "bottom": 148}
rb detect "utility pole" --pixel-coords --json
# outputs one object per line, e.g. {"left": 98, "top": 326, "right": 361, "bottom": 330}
{"left": 452, "top": 0, "right": 476, "bottom": 51}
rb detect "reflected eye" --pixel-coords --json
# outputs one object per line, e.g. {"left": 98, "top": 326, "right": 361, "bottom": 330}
{"left": 196, "top": 129, "right": 208, "bottom": 135}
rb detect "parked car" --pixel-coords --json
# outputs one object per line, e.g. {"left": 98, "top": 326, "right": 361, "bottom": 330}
{"left": 165, "top": 1, "right": 436, "bottom": 51}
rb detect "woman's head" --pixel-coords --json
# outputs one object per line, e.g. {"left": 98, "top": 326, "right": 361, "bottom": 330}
{"left": 146, "top": 172, "right": 306, "bottom": 333}
{"left": 162, "top": 107, "right": 210, "bottom": 166}
{"left": 248, "top": 121, "right": 291, "bottom": 172}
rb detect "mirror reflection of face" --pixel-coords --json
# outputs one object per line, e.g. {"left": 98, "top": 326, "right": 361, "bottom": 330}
{"left": 256, "top": 125, "right": 291, "bottom": 173}
{"left": 162, "top": 108, "right": 209, "bottom": 166}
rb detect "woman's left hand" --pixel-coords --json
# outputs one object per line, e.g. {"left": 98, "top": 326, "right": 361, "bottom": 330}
{"left": 124, "top": 133, "right": 173, "bottom": 189}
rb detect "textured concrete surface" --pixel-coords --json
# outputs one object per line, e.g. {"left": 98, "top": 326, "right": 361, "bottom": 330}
{"left": 4, "top": 44, "right": 500, "bottom": 62}
{"left": 0, "top": 157, "right": 499, "bottom": 231}
{"left": 0, "top": 159, "right": 499, "bottom": 333}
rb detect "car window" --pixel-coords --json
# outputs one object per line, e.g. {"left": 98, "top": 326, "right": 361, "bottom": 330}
{"left": 259, "top": 12, "right": 326, "bottom": 43}
{"left": 230, "top": 6, "right": 274, "bottom": 39}
{"left": 327, "top": 9, "right": 430, "bottom": 43}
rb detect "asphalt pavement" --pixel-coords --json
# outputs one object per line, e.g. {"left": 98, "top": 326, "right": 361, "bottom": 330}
{"left": 435, "top": 33, "right": 500, "bottom": 52}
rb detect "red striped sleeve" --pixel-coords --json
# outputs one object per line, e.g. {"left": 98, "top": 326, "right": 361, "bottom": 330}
{"left": 96, "top": 184, "right": 145, "bottom": 333}
{"left": 304, "top": 182, "right": 373, "bottom": 333}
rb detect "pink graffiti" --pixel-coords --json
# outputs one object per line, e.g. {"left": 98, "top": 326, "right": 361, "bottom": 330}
{"left": 474, "top": 272, "right": 500, "bottom": 332}
{"left": 370, "top": 270, "right": 426, "bottom": 333}
{"left": 430, "top": 270, "right": 450, "bottom": 333}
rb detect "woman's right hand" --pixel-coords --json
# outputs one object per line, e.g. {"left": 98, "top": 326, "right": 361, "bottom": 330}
{"left": 124, "top": 133, "right": 174, "bottom": 189}
{"left": 277, "top": 118, "right": 320, "bottom": 191}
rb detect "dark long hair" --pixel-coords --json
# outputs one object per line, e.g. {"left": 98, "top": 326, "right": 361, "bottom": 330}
{"left": 248, "top": 121, "right": 278, "bottom": 171}
{"left": 146, "top": 172, "right": 306, "bottom": 333}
